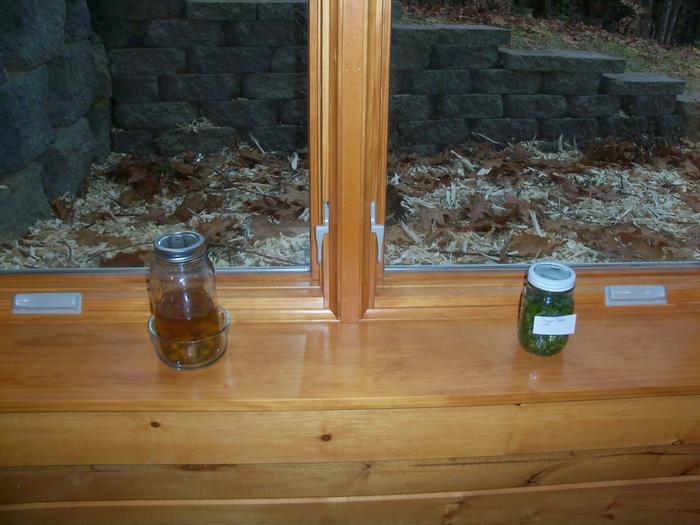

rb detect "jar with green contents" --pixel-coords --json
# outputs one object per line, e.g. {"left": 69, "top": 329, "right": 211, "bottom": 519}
{"left": 518, "top": 262, "right": 576, "bottom": 356}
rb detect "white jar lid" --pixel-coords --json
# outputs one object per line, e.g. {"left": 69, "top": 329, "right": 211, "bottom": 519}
{"left": 527, "top": 262, "right": 576, "bottom": 293}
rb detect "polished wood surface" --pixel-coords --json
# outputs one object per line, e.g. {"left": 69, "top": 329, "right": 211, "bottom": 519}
{"left": 3, "top": 445, "right": 698, "bottom": 503}
{"left": 2, "top": 396, "right": 699, "bottom": 467}
{"left": 1, "top": 308, "right": 700, "bottom": 411}
{"left": 2, "top": 477, "right": 699, "bottom": 525}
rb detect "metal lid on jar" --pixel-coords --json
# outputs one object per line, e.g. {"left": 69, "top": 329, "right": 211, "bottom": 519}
{"left": 527, "top": 262, "right": 576, "bottom": 293}
{"left": 154, "top": 231, "right": 206, "bottom": 263}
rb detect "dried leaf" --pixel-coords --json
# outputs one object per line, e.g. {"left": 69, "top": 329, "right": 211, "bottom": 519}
{"left": 50, "top": 197, "right": 74, "bottom": 222}
{"left": 170, "top": 159, "right": 196, "bottom": 176}
{"left": 251, "top": 216, "right": 308, "bottom": 239}
{"left": 101, "top": 249, "right": 151, "bottom": 268}
{"left": 509, "top": 232, "right": 562, "bottom": 257}
{"left": 196, "top": 217, "right": 239, "bottom": 244}
{"left": 680, "top": 192, "right": 700, "bottom": 212}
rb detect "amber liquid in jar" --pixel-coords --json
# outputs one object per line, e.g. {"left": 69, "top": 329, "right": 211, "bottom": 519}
{"left": 153, "top": 288, "right": 222, "bottom": 367}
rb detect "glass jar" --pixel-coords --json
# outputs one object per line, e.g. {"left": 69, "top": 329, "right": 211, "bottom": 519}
{"left": 518, "top": 262, "right": 576, "bottom": 356}
{"left": 148, "top": 231, "right": 229, "bottom": 370}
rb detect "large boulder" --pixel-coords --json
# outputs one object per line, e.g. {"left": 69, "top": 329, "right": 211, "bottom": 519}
{"left": 47, "top": 41, "right": 98, "bottom": 127}
{"left": 0, "top": 0, "right": 65, "bottom": 70}
{"left": 0, "top": 163, "right": 52, "bottom": 243}
{"left": 0, "top": 67, "right": 56, "bottom": 174}
{"left": 65, "top": 0, "right": 92, "bottom": 43}
{"left": 40, "top": 118, "right": 94, "bottom": 199}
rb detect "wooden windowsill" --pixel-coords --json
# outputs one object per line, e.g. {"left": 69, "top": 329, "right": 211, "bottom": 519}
{"left": 1, "top": 304, "right": 699, "bottom": 413}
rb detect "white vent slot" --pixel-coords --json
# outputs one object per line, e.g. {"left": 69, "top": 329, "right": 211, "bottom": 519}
{"left": 12, "top": 293, "right": 82, "bottom": 314}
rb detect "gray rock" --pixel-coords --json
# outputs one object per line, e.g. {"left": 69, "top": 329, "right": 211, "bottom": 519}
{"left": 654, "top": 115, "right": 685, "bottom": 137}
{"left": 568, "top": 96, "right": 621, "bottom": 117}
{"left": 92, "top": 19, "right": 145, "bottom": 48}
{"left": 112, "top": 129, "right": 156, "bottom": 155}
{"left": 392, "top": 0, "right": 403, "bottom": 20}
{"left": 200, "top": 99, "right": 277, "bottom": 127}
{"left": 676, "top": 93, "right": 700, "bottom": 116}
{"left": 439, "top": 95, "right": 503, "bottom": 118}
{"left": 257, "top": 1, "right": 308, "bottom": 20}
{"left": 109, "top": 48, "right": 186, "bottom": 77}
{"left": 143, "top": 20, "right": 227, "bottom": 48}
{"left": 112, "top": 76, "right": 159, "bottom": 103}
{"left": 499, "top": 49, "right": 625, "bottom": 73}
{"left": 158, "top": 127, "right": 239, "bottom": 156}
{"left": 676, "top": 93, "right": 700, "bottom": 136}
{"left": 271, "top": 47, "right": 308, "bottom": 73}
{"left": 623, "top": 95, "right": 678, "bottom": 116}
{"left": 391, "top": 26, "right": 440, "bottom": 48}
{"left": 391, "top": 24, "right": 510, "bottom": 47}
{"left": 603, "top": 72, "right": 685, "bottom": 96}
{"left": 390, "top": 46, "right": 431, "bottom": 71}
{"left": 229, "top": 20, "right": 307, "bottom": 47}
{"left": 251, "top": 126, "right": 306, "bottom": 152}
{"left": 160, "top": 74, "right": 240, "bottom": 102}
{"left": 0, "top": 0, "right": 65, "bottom": 70}
{"left": 89, "top": 0, "right": 185, "bottom": 20}
{"left": 412, "top": 70, "right": 471, "bottom": 95}
{"left": 390, "top": 70, "right": 413, "bottom": 95}
{"left": 503, "top": 95, "right": 567, "bottom": 118}
{"left": 93, "top": 43, "right": 112, "bottom": 98}
{"left": 65, "top": 0, "right": 91, "bottom": 43}
{"left": 40, "top": 118, "right": 94, "bottom": 199}
{"left": 187, "top": 47, "right": 272, "bottom": 73}
{"left": 541, "top": 73, "right": 601, "bottom": 95}
{"left": 397, "top": 120, "right": 469, "bottom": 145}
{"left": 86, "top": 104, "right": 111, "bottom": 163}
{"left": 47, "top": 41, "right": 98, "bottom": 127}
{"left": 430, "top": 46, "right": 498, "bottom": 69}
{"left": 113, "top": 102, "right": 198, "bottom": 130}
{"left": 242, "top": 73, "right": 307, "bottom": 99}
{"left": 473, "top": 69, "right": 541, "bottom": 94}
{"left": 541, "top": 118, "right": 598, "bottom": 141}
{"left": 0, "top": 67, "right": 56, "bottom": 174}
{"left": 599, "top": 115, "right": 651, "bottom": 137}
{"left": 390, "top": 95, "right": 432, "bottom": 121}
{"left": 434, "top": 24, "right": 510, "bottom": 46}
{"left": 279, "top": 99, "right": 308, "bottom": 125}
{"left": 186, "top": 0, "right": 256, "bottom": 20}
{"left": 0, "top": 163, "right": 52, "bottom": 242}
{"left": 472, "top": 118, "right": 538, "bottom": 143}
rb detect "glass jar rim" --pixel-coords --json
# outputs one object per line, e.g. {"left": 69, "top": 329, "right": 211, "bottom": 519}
{"left": 527, "top": 262, "right": 576, "bottom": 293}
{"left": 154, "top": 231, "right": 206, "bottom": 263}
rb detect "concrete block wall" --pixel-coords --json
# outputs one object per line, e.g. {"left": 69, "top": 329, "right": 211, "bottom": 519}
{"left": 89, "top": 0, "right": 309, "bottom": 156}
{"left": 91, "top": 0, "right": 689, "bottom": 158}
{"left": 389, "top": 26, "right": 688, "bottom": 153}
{"left": 0, "top": 0, "right": 111, "bottom": 241}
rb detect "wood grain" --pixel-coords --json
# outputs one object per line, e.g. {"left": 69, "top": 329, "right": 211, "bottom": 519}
{"left": 1, "top": 476, "right": 699, "bottom": 525}
{"left": 1, "top": 396, "right": 699, "bottom": 467}
{"left": 325, "top": 0, "right": 374, "bottom": 322}
{"left": 1, "top": 445, "right": 698, "bottom": 503}
{"left": 2, "top": 311, "right": 700, "bottom": 412}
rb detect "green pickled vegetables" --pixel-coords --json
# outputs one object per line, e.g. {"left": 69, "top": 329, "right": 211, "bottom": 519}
{"left": 518, "top": 285, "right": 574, "bottom": 356}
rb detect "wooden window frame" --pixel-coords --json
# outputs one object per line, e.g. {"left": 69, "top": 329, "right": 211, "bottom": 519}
{"left": 1, "top": 0, "right": 699, "bottom": 324}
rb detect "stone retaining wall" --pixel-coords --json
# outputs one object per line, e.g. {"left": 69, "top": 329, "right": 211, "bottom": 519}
{"left": 0, "top": 0, "right": 111, "bottom": 241}
{"left": 389, "top": 25, "right": 688, "bottom": 153}
{"left": 91, "top": 0, "right": 692, "bottom": 158}
{"left": 89, "top": 0, "right": 308, "bottom": 156}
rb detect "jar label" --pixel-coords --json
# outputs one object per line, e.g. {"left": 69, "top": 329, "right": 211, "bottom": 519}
{"left": 533, "top": 314, "right": 577, "bottom": 336}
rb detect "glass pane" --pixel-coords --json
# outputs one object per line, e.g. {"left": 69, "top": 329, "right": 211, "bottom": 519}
{"left": 386, "top": 2, "right": 699, "bottom": 267}
{"left": 0, "top": 0, "right": 310, "bottom": 270}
